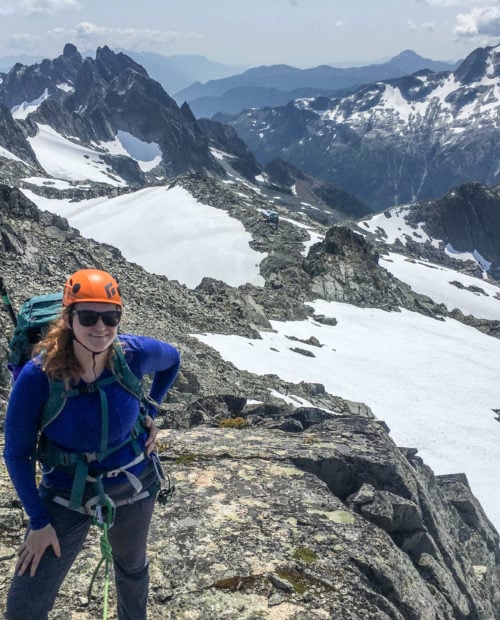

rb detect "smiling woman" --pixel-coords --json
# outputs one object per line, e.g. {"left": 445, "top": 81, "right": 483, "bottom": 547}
{"left": 3, "top": 268, "right": 181, "bottom": 620}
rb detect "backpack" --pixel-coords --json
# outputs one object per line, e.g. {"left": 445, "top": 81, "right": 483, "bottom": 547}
{"left": 7, "top": 291, "right": 64, "bottom": 381}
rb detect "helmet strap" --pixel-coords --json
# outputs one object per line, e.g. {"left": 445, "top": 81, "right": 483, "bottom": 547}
{"left": 70, "top": 330, "right": 109, "bottom": 360}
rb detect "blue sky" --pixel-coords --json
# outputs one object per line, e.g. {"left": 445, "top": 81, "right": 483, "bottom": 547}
{"left": 0, "top": 0, "right": 499, "bottom": 67}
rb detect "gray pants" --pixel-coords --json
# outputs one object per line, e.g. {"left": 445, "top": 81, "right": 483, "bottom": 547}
{"left": 5, "top": 494, "right": 156, "bottom": 620}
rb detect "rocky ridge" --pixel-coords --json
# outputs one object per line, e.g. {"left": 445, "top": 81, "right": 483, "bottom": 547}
{"left": 352, "top": 181, "right": 500, "bottom": 339}
{"left": 0, "top": 44, "right": 370, "bottom": 225}
{"left": 0, "top": 181, "right": 499, "bottom": 618}
{"left": 405, "top": 183, "right": 500, "bottom": 280}
{"left": 0, "top": 44, "right": 222, "bottom": 183}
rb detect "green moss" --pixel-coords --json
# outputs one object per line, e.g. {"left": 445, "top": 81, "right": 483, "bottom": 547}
{"left": 292, "top": 547, "right": 318, "bottom": 563}
{"left": 218, "top": 417, "right": 248, "bottom": 429}
{"left": 174, "top": 453, "right": 197, "bottom": 465}
{"left": 213, "top": 574, "right": 258, "bottom": 592}
{"left": 276, "top": 567, "right": 335, "bottom": 596}
{"left": 329, "top": 510, "right": 355, "bottom": 524}
{"left": 276, "top": 569, "right": 310, "bottom": 595}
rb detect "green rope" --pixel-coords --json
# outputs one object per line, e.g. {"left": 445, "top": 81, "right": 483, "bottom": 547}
{"left": 87, "top": 522, "right": 113, "bottom": 618}
{"left": 87, "top": 494, "right": 115, "bottom": 619}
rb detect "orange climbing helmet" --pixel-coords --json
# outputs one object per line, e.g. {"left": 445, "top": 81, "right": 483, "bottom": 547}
{"left": 62, "top": 269, "right": 122, "bottom": 307}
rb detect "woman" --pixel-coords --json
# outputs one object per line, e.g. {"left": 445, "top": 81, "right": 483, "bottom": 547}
{"left": 3, "top": 268, "right": 180, "bottom": 620}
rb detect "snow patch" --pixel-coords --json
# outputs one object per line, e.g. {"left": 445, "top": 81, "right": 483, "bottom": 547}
{"left": 99, "top": 131, "right": 162, "bottom": 173}
{"left": 22, "top": 185, "right": 267, "bottom": 289}
{"left": 11, "top": 89, "right": 50, "bottom": 120}
{"left": 28, "top": 124, "right": 127, "bottom": 186}
{"left": 380, "top": 252, "right": 500, "bottom": 319}
{"left": 194, "top": 300, "right": 500, "bottom": 531}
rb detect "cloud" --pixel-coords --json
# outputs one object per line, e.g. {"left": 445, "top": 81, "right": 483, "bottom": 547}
{"left": 413, "top": 0, "right": 493, "bottom": 6}
{"left": 7, "top": 33, "right": 39, "bottom": 51}
{"left": 0, "top": 0, "right": 80, "bottom": 16}
{"left": 70, "top": 22, "right": 204, "bottom": 50}
{"left": 6, "top": 22, "right": 204, "bottom": 55}
{"left": 406, "top": 20, "right": 440, "bottom": 32}
{"left": 454, "top": 6, "right": 500, "bottom": 37}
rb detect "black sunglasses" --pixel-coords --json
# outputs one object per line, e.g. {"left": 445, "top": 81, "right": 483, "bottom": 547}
{"left": 73, "top": 309, "right": 122, "bottom": 327}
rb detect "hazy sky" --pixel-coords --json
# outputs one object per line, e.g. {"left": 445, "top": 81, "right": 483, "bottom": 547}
{"left": 0, "top": 0, "right": 499, "bottom": 68}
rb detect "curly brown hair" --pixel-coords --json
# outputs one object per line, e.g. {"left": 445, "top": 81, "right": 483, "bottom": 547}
{"left": 32, "top": 306, "right": 114, "bottom": 383}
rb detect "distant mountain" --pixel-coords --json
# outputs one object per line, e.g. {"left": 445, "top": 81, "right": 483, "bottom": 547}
{"left": 223, "top": 44, "right": 500, "bottom": 211}
{"left": 197, "top": 118, "right": 371, "bottom": 223}
{"left": 263, "top": 158, "right": 370, "bottom": 221}
{"left": 174, "top": 51, "right": 459, "bottom": 118}
{"left": 0, "top": 54, "right": 44, "bottom": 73}
{"left": 116, "top": 51, "right": 246, "bottom": 94}
{"left": 387, "top": 49, "right": 460, "bottom": 74}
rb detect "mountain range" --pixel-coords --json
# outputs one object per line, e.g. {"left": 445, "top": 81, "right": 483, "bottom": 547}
{"left": 174, "top": 49, "right": 459, "bottom": 118}
{"left": 0, "top": 44, "right": 372, "bottom": 222}
{"left": 223, "top": 43, "right": 500, "bottom": 211}
{"left": 0, "top": 41, "right": 499, "bottom": 617}
{"left": 0, "top": 48, "right": 456, "bottom": 119}
{"left": 0, "top": 50, "right": 245, "bottom": 93}
{"left": 114, "top": 50, "right": 246, "bottom": 94}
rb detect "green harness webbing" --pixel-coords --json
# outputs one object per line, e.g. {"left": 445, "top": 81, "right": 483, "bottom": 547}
{"left": 37, "top": 343, "right": 148, "bottom": 511}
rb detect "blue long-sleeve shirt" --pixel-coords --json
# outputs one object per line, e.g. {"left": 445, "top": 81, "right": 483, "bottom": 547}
{"left": 3, "top": 334, "right": 180, "bottom": 530}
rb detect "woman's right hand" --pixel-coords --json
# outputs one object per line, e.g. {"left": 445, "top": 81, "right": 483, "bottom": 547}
{"left": 16, "top": 524, "right": 61, "bottom": 577}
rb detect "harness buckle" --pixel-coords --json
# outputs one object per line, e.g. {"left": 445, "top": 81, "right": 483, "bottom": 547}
{"left": 78, "top": 384, "right": 98, "bottom": 395}
{"left": 94, "top": 496, "right": 116, "bottom": 528}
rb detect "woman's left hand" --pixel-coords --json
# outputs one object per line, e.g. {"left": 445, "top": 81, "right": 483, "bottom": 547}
{"left": 144, "top": 415, "right": 158, "bottom": 456}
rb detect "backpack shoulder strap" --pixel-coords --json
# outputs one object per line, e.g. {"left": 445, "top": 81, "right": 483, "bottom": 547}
{"left": 111, "top": 341, "right": 144, "bottom": 402}
{"left": 40, "top": 379, "right": 68, "bottom": 431}
{"left": 39, "top": 341, "right": 145, "bottom": 432}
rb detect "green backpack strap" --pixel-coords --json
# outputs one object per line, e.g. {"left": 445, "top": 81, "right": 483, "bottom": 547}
{"left": 39, "top": 340, "right": 144, "bottom": 432}
{"left": 111, "top": 342, "right": 152, "bottom": 428}
{"left": 40, "top": 376, "right": 118, "bottom": 431}
{"left": 37, "top": 340, "right": 149, "bottom": 510}
{"left": 40, "top": 380, "right": 68, "bottom": 431}
{"left": 111, "top": 342, "right": 144, "bottom": 402}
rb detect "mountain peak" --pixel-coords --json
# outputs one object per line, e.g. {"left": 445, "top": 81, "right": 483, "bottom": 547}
{"left": 454, "top": 43, "right": 499, "bottom": 84}
{"left": 388, "top": 49, "right": 456, "bottom": 74}
{"left": 94, "top": 45, "right": 148, "bottom": 82}
{"left": 63, "top": 43, "right": 79, "bottom": 58}
{"left": 391, "top": 49, "right": 421, "bottom": 60}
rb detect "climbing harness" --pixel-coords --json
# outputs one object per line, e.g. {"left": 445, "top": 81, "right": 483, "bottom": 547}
{"left": 82, "top": 454, "right": 174, "bottom": 619}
